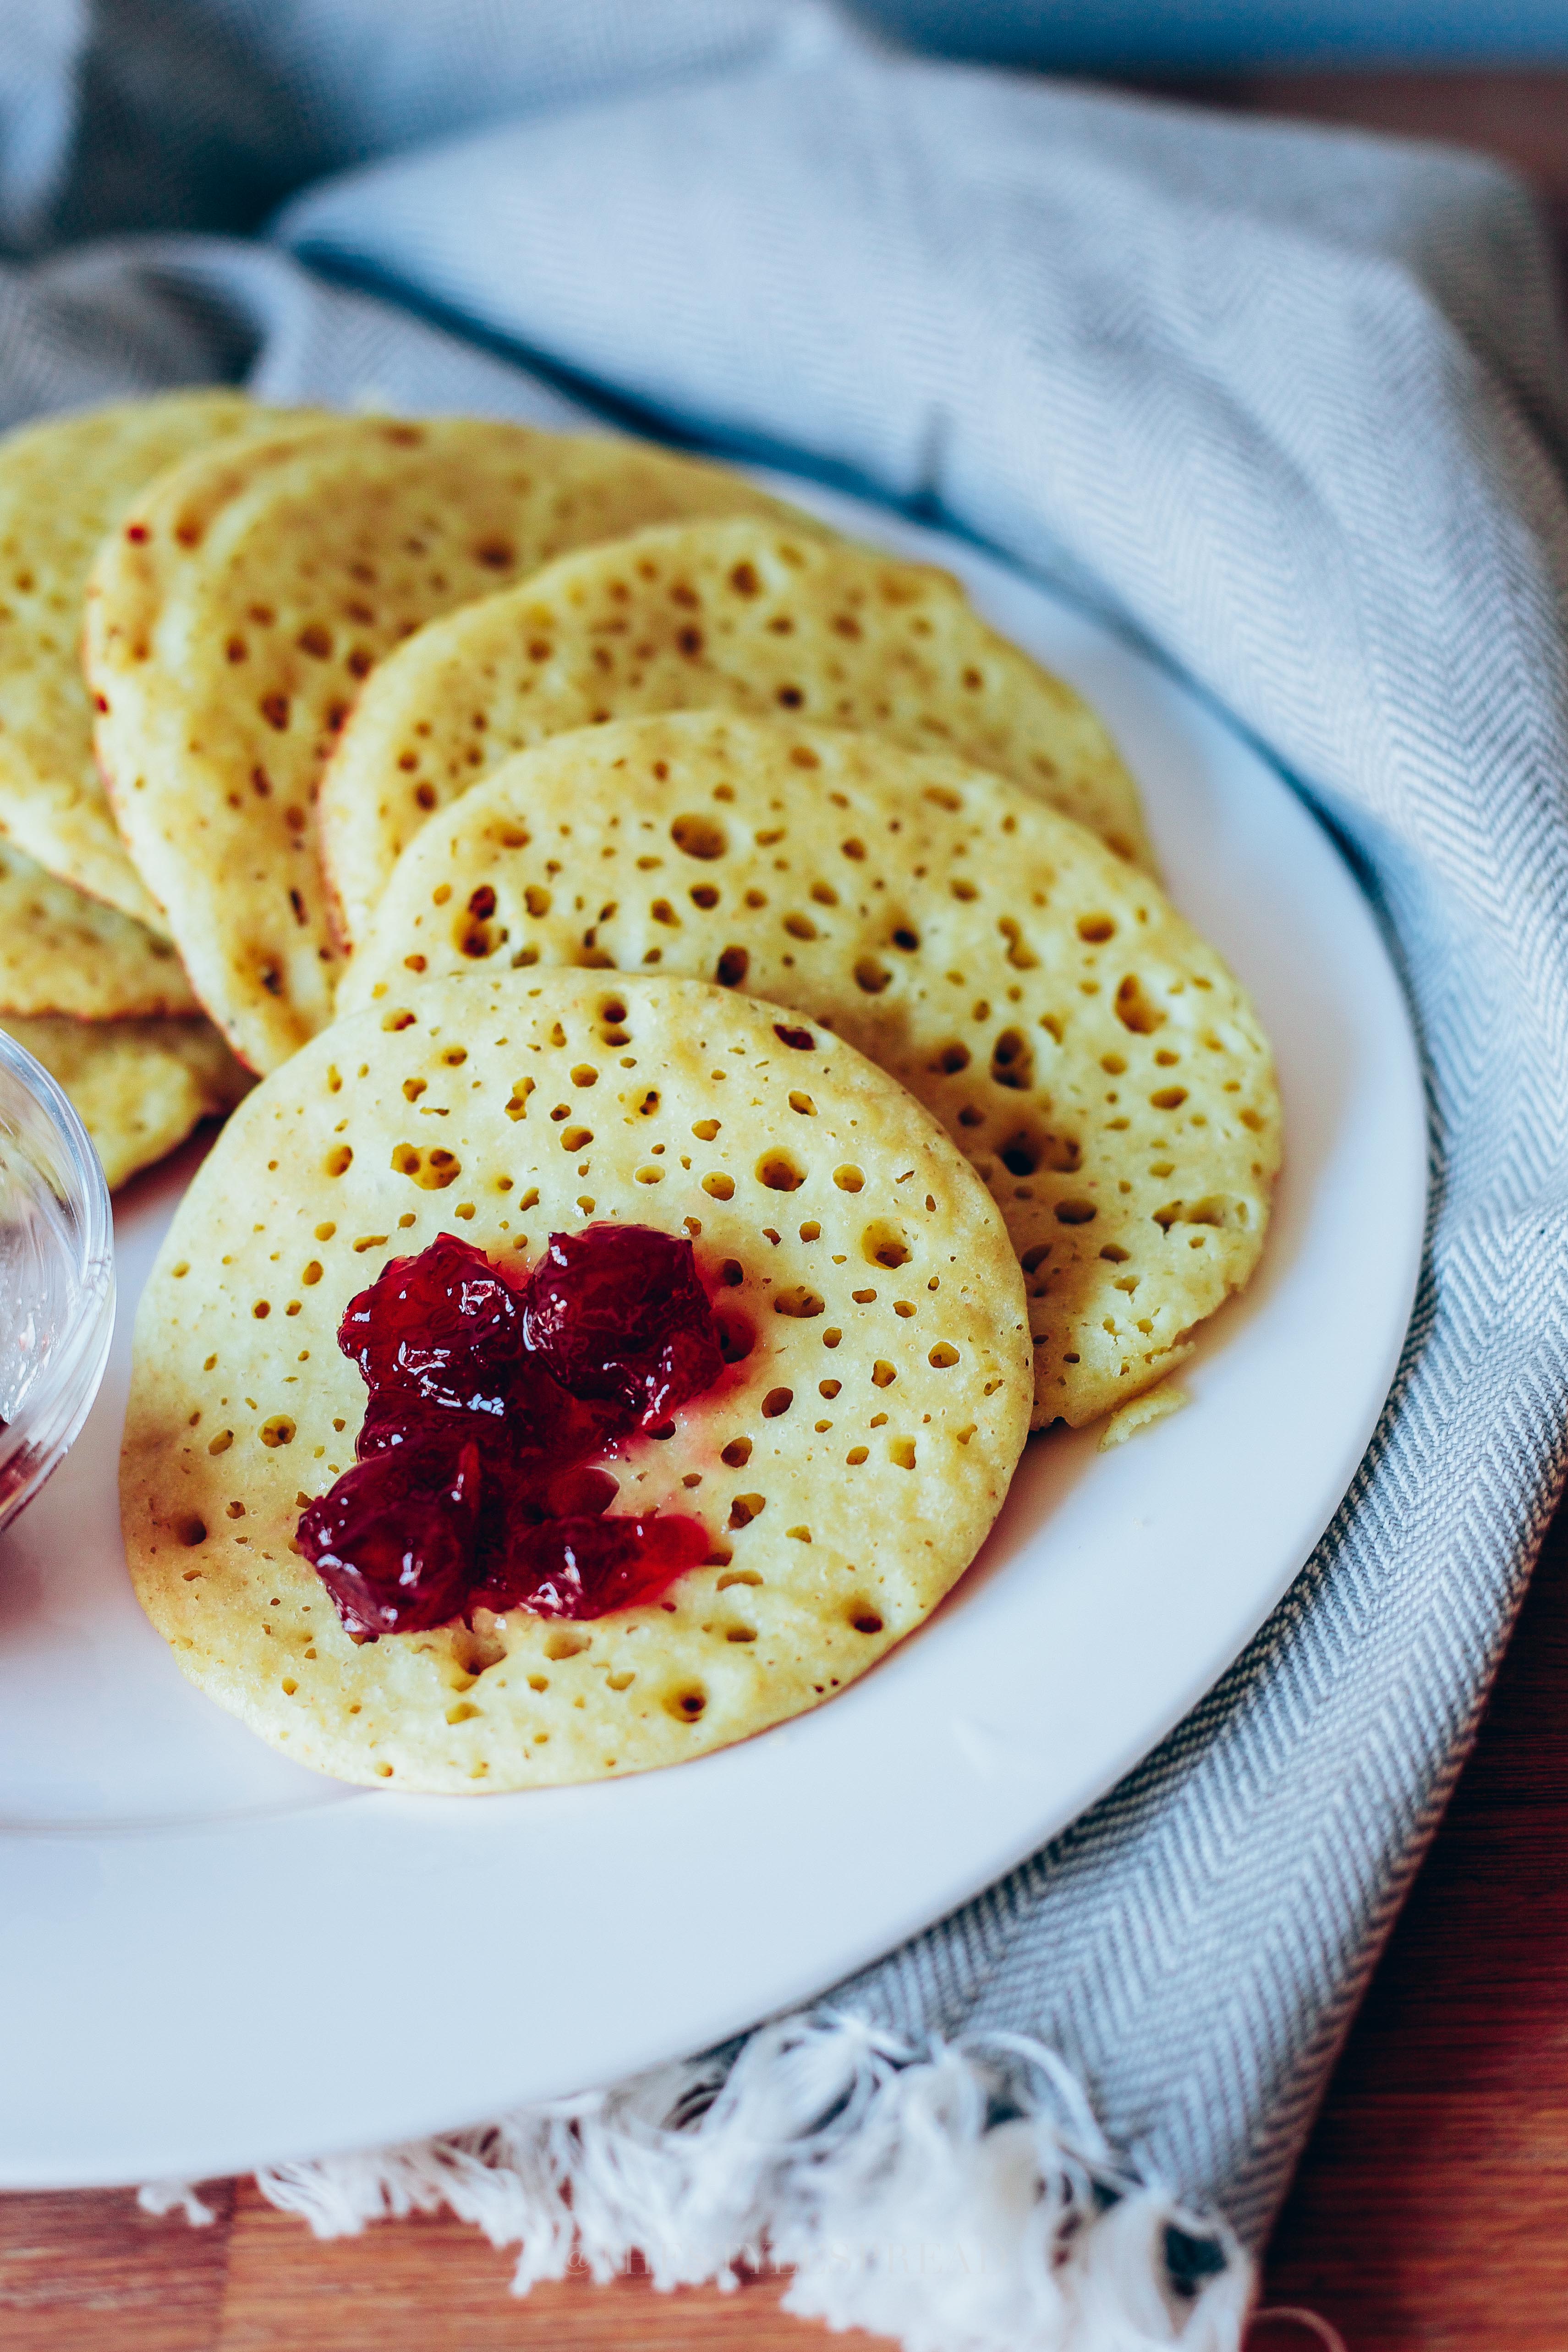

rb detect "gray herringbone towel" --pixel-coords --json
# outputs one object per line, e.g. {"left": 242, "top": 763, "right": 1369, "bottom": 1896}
{"left": 7, "top": 3, "right": 1568, "bottom": 2340}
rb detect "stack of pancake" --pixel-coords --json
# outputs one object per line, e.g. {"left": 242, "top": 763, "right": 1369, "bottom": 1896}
{"left": 0, "top": 392, "right": 1283, "bottom": 1786}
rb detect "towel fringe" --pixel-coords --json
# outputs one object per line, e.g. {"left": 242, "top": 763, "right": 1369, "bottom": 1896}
{"left": 141, "top": 2011, "right": 1254, "bottom": 2350}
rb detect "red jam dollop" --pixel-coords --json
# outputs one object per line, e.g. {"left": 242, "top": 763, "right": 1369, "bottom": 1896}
{"left": 298, "top": 1227, "right": 722, "bottom": 1637}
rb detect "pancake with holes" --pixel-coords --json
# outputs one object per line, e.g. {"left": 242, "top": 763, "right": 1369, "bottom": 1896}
{"left": 0, "top": 389, "right": 291, "bottom": 929}
{"left": 121, "top": 973, "right": 1030, "bottom": 1792}
{"left": 4, "top": 1014, "right": 251, "bottom": 1190}
{"left": 318, "top": 515, "right": 1152, "bottom": 947}
{"left": 340, "top": 712, "right": 1281, "bottom": 1429}
{"left": 0, "top": 837, "right": 198, "bottom": 1020}
{"left": 84, "top": 417, "right": 809, "bottom": 1075}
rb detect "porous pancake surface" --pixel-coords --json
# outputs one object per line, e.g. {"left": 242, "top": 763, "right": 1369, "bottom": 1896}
{"left": 3, "top": 1014, "right": 251, "bottom": 1190}
{"left": 341, "top": 713, "right": 1281, "bottom": 1427}
{"left": 0, "top": 390, "right": 282, "bottom": 928}
{"left": 319, "top": 516, "right": 1151, "bottom": 944}
{"left": 85, "top": 419, "right": 807, "bottom": 1074}
{"left": 121, "top": 974, "right": 1030, "bottom": 1792}
{"left": 0, "top": 838, "right": 197, "bottom": 1019}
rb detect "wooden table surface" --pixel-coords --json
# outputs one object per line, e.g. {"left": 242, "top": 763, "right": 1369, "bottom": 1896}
{"left": 5, "top": 68, "right": 1568, "bottom": 2352}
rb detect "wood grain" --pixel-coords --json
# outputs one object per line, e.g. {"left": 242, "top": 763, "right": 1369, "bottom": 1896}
{"left": 4, "top": 65, "right": 1568, "bottom": 2352}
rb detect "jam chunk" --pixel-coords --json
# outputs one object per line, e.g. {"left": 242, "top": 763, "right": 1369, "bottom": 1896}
{"left": 523, "top": 1224, "right": 725, "bottom": 1426}
{"left": 297, "top": 1226, "right": 721, "bottom": 1637}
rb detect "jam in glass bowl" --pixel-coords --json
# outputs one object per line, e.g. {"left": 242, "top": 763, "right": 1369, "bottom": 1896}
{"left": 0, "top": 1029, "right": 115, "bottom": 1537}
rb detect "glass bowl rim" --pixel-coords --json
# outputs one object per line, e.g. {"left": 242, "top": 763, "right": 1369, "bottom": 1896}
{"left": 0, "top": 1027, "right": 115, "bottom": 1493}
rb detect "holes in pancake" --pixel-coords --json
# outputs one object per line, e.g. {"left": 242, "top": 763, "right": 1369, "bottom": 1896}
{"left": 571, "top": 1064, "right": 599, "bottom": 1089}
{"left": 998, "top": 918, "right": 1037, "bottom": 970}
{"left": 1151, "top": 1086, "right": 1189, "bottom": 1111}
{"left": 691, "top": 883, "right": 719, "bottom": 909}
{"left": 702, "top": 1172, "right": 735, "bottom": 1201}
{"left": 692, "top": 1118, "right": 720, "bottom": 1141}
{"left": 990, "top": 1029, "right": 1034, "bottom": 1090}
{"left": 718, "top": 1568, "right": 762, "bottom": 1590}
{"left": 761, "top": 1388, "right": 794, "bottom": 1418}
{"left": 455, "top": 883, "right": 501, "bottom": 959}
{"left": 545, "top": 1628, "right": 590, "bottom": 1661}
{"left": 1115, "top": 975, "right": 1167, "bottom": 1034}
{"left": 757, "top": 1151, "right": 805, "bottom": 1193}
{"left": 1003, "top": 1127, "right": 1080, "bottom": 1179}
{"left": 451, "top": 1625, "right": 507, "bottom": 1676}
{"left": 845, "top": 1447, "right": 868, "bottom": 1466}
{"left": 1155, "top": 1195, "right": 1248, "bottom": 1232}
{"left": 774, "top": 1022, "right": 816, "bottom": 1050}
{"left": 728, "top": 1494, "right": 764, "bottom": 1529}
{"left": 560, "top": 1127, "right": 593, "bottom": 1152}
{"left": 862, "top": 1222, "right": 912, "bottom": 1271}
{"left": 833, "top": 1165, "right": 865, "bottom": 1194}
{"left": 850, "top": 1608, "right": 884, "bottom": 1634}
{"left": 1078, "top": 913, "right": 1117, "bottom": 943}
{"left": 673, "top": 813, "right": 725, "bottom": 860}
{"left": 928, "top": 1343, "right": 960, "bottom": 1369}
{"left": 392, "top": 1143, "right": 461, "bottom": 1189}
{"left": 669, "top": 1688, "right": 708, "bottom": 1722}
{"left": 260, "top": 1416, "right": 295, "bottom": 1448}
{"left": 788, "top": 1092, "right": 816, "bottom": 1117}
{"left": 889, "top": 1438, "right": 917, "bottom": 1470}
{"left": 931, "top": 1042, "right": 970, "bottom": 1075}
{"left": 871, "top": 1361, "right": 897, "bottom": 1389}
{"left": 323, "top": 1146, "right": 353, "bottom": 1177}
{"left": 715, "top": 1309, "right": 755, "bottom": 1362}
{"left": 506, "top": 1078, "right": 535, "bottom": 1120}
{"left": 715, "top": 945, "right": 750, "bottom": 988}
{"left": 855, "top": 956, "right": 891, "bottom": 995}
{"left": 774, "top": 1286, "right": 824, "bottom": 1319}
{"left": 722, "top": 1438, "right": 753, "bottom": 1468}
{"left": 726, "top": 1626, "right": 757, "bottom": 1644}
{"left": 176, "top": 1516, "right": 207, "bottom": 1546}
{"left": 1055, "top": 1198, "right": 1098, "bottom": 1226}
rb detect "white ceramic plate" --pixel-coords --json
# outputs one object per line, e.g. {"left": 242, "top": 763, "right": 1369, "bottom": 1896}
{"left": 0, "top": 484, "right": 1426, "bottom": 2188}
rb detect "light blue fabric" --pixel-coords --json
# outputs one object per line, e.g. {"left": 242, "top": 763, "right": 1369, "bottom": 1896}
{"left": 2, "top": 0, "right": 1567, "bottom": 2281}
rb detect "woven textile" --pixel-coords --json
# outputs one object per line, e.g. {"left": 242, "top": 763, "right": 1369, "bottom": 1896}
{"left": 5, "top": 0, "right": 1568, "bottom": 2301}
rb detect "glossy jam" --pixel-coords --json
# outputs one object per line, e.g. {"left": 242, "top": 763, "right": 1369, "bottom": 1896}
{"left": 298, "top": 1227, "right": 721, "bottom": 1637}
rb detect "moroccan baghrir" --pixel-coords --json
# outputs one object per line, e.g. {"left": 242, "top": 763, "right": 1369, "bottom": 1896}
{"left": 84, "top": 417, "right": 809, "bottom": 1074}
{"left": 340, "top": 711, "right": 1281, "bottom": 1428}
{"left": 121, "top": 973, "right": 1031, "bottom": 1791}
{"left": 0, "top": 389, "right": 286, "bottom": 928}
{"left": 318, "top": 514, "right": 1152, "bottom": 945}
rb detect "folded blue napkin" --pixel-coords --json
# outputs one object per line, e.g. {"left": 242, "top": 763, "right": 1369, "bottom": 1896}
{"left": 6, "top": 5, "right": 1567, "bottom": 2342}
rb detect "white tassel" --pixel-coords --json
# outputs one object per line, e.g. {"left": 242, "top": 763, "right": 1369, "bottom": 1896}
{"left": 236, "top": 2012, "right": 1255, "bottom": 2351}
{"left": 136, "top": 2178, "right": 216, "bottom": 2226}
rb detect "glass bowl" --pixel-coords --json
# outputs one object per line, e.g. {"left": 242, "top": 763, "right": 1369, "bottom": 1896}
{"left": 0, "top": 1029, "right": 115, "bottom": 1537}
